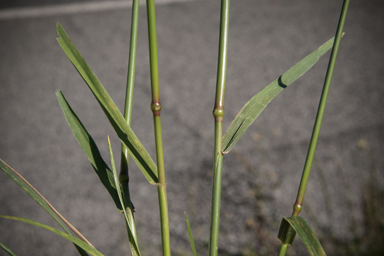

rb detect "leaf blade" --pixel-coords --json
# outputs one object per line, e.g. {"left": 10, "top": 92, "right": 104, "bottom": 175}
{"left": 0, "top": 241, "right": 17, "bottom": 256}
{"left": 0, "top": 159, "right": 93, "bottom": 255}
{"left": 56, "top": 91, "right": 122, "bottom": 211}
{"left": 107, "top": 137, "right": 141, "bottom": 256}
{"left": 222, "top": 37, "right": 338, "bottom": 153}
{"left": 184, "top": 212, "right": 197, "bottom": 256}
{"left": 283, "top": 216, "right": 326, "bottom": 256}
{"left": 0, "top": 216, "right": 104, "bottom": 256}
{"left": 0, "top": 159, "right": 70, "bottom": 233}
{"left": 56, "top": 23, "right": 158, "bottom": 184}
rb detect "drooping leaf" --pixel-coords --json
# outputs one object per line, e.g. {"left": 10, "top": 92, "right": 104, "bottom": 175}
{"left": 57, "top": 91, "right": 122, "bottom": 211}
{"left": 222, "top": 37, "right": 339, "bottom": 153}
{"left": 0, "top": 241, "right": 17, "bottom": 256}
{"left": 56, "top": 23, "right": 158, "bottom": 185}
{"left": 0, "top": 159, "right": 92, "bottom": 256}
{"left": 184, "top": 212, "right": 197, "bottom": 256}
{"left": 107, "top": 137, "right": 141, "bottom": 256}
{"left": 0, "top": 215, "right": 103, "bottom": 256}
{"left": 282, "top": 216, "right": 326, "bottom": 256}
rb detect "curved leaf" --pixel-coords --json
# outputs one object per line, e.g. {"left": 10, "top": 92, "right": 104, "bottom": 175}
{"left": 222, "top": 37, "right": 338, "bottom": 153}
{"left": 282, "top": 216, "right": 326, "bottom": 256}
{"left": 0, "top": 215, "right": 103, "bottom": 256}
{"left": 56, "top": 23, "right": 158, "bottom": 185}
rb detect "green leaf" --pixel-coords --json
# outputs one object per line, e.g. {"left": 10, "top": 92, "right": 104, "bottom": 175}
{"left": 56, "top": 22, "right": 158, "bottom": 185}
{"left": 184, "top": 212, "right": 197, "bottom": 256}
{"left": 0, "top": 241, "right": 17, "bottom": 256}
{"left": 278, "top": 217, "right": 297, "bottom": 245}
{"left": 107, "top": 137, "right": 141, "bottom": 256}
{"left": 0, "top": 159, "right": 72, "bottom": 234}
{"left": 282, "top": 216, "right": 326, "bottom": 256}
{"left": 0, "top": 160, "right": 91, "bottom": 256}
{"left": 57, "top": 91, "right": 122, "bottom": 211}
{"left": 0, "top": 215, "right": 104, "bottom": 256}
{"left": 222, "top": 37, "right": 338, "bottom": 153}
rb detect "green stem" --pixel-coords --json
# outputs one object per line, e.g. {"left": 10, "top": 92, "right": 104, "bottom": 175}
{"left": 292, "top": 0, "right": 350, "bottom": 217}
{"left": 119, "top": 0, "right": 140, "bottom": 252}
{"left": 278, "top": 2, "right": 350, "bottom": 255}
{"left": 209, "top": 1, "right": 230, "bottom": 256}
{"left": 146, "top": 0, "right": 171, "bottom": 255}
{"left": 277, "top": 244, "right": 289, "bottom": 256}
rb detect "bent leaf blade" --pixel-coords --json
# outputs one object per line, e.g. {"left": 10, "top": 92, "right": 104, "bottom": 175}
{"left": 222, "top": 37, "right": 338, "bottom": 153}
{"left": 56, "top": 23, "right": 158, "bottom": 184}
{"left": 283, "top": 216, "right": 326, "bottom": 256}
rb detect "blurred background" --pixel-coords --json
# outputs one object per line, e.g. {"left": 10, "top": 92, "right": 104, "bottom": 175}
{"left": 0, "top": 0, "right": 383, "bottom": 255}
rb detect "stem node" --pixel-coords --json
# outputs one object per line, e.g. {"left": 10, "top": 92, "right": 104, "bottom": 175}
{"left": 151, "top": 101, "right": 162, "bottom": 116}
{"left": 292, "top": 202, "right": 302, "bottom": 216}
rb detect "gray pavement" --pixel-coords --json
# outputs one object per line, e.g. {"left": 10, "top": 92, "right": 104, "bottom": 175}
{"left": 0, "top": 0, "right": 383, "bottom": 255}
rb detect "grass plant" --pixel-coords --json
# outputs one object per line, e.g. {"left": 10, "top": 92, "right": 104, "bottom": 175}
{"left": 0, "top": 1, "right": 354, "bottom": 255}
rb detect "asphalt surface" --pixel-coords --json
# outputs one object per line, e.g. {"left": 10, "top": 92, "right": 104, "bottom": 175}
{"left": 0, "top": 0, "right": 383, "bottom": 255}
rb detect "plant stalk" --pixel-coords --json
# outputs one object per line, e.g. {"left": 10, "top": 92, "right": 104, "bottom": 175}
{"left": 146, "top": 0, "right": 171, "bottom": 255}
{"left": 277, "top": 244, "right": 289, "bottom": 256}
{"left": 119, "top": 0, "right": 140, "bottom": 252}
{"left": 292, "top": 0, "right": 350, "bottom": 217}
{"left": 209, "top": 1, "right": 230, "bottom": 256}
{"left": 277, "top": 1, "right": 349, "bottom": 255}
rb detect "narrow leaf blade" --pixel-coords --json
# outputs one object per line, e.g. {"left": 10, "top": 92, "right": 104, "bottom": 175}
{"left": 184, "top": 212, "right": 197, "bottom": 256}
{"left": 0, "top": 216, "right": 104, "bottom": 256}
{"left": 0, "top": 159, "right": 92, "bottom": 255}
{"left": 107, "top": 138, "right": 141, "bottom": 256}
{"left": 222, "top": 37, "right": 338, "bottom": 153}
{"left": 0, "top": 241, "right": 17, "bottom": 256}
{"left": 57, "top": 91, "right": 122, "bottom": 211}
{"left": 284, "top": 216, "right": 326, "bottom": 256}
{"left": 56, "top": 23, "right": 158, "bottom": 184}
{"left": 0, "top": 159, "right": 71, "bottom": 233}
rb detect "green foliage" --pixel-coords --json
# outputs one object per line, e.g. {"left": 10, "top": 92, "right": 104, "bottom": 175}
{"left": 184, "top": 212, "right": 197, "bottom": 256}
{"left": 0, "top": 159, "right": 71, "bottom": 233}
{"left": 57, "top": 91, "right": 123, "bottom": 211}
{"left": 0, "top": 159, "right": 91, "bottom": 256}
{"left": 221, "top": 37, "right": 337, "bottom": 154}
{"left": 0, "top": 215, "right": 104, "bottom": 256}
{"left": 0, "top": 1, "right": 353, "bottom": 255}
{"left": 0, "top": 241, "right": 17, "bottom": 256}
{"left": 56, "top": 23, "right": 159, "bottom": 185}
{"left": 107, "top": 137, "right": 141, "bottom": 256}
{"left": 282, "top": 217, "right": 326, "bottom": 256}
{"left": 278, "top": 218, "right": 297, "bottom": 246}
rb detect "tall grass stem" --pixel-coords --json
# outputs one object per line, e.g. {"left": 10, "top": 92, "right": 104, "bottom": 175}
{"left": 209, "top": 1, "right": 230, "bottom": 256}
{"left": 119, "top": 0, "right": 140, "bottom": 250}
{"left": 146, "top": 0, "right": 171, "bottom": 255}
{"left": 292, "top": 0, "right": 350, "bottom": 217}
{"left": 278, "top": 1, "right": 349, "bottom": 255}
